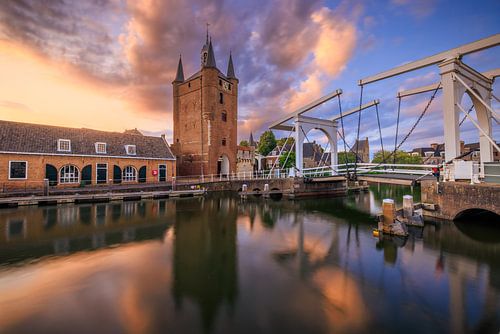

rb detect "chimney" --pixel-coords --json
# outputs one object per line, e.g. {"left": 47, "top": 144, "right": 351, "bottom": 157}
{"left": 430, "top": 143, "right": 438, "bottom": 150}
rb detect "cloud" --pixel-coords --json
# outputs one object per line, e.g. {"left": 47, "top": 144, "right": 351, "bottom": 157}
{"left": 391, "top": 0, "right": 438, "bottom": 18}
{"left": 0, "top": 0, "right": 361, "bottom": 144}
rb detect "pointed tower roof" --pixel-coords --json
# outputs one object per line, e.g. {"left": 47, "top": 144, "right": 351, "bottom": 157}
{"left": 226, "top": 51, "right": 236, "bottom": 79}
{"left": 205, "top": 38, "right": 217, "bottom": 68}
{"left": 249, "top": 132, "right": 255, "bottom": 147}
{"left": 174, "top": 55, "right": 184, "bottom": 83}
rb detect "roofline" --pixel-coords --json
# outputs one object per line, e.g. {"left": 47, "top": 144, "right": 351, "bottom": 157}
{"left": 0, "top": 151, "right": 176, "bottom": 161}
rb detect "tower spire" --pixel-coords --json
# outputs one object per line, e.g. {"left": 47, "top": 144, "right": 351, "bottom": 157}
{"left": 227, "top": 51, "right": 236, "bottom": 79}
{"left": 174, "top": 55, "right": 184, "bottom": 83}
{"left": 205, "top": 37, "right": 217, "bottom": 68}
{"left": 206, "top": 23, "right": 209, "bottom": 44}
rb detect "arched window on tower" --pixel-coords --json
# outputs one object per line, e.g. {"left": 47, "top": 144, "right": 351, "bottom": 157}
{"left": 221, "top": 111, "right": 227, "bottom": 122}
{"left": 222, "top": 138, "right": 227, "bottom": 146}
{"left": 219, "top": 92, "right": 224, "bottom": 104}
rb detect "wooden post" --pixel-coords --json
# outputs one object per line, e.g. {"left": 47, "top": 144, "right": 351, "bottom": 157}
{"left": 382, "top": 199, "right": 395, "bottom": 226}
{"left": 403, "top": 195, "right": 413, "bottom": 218}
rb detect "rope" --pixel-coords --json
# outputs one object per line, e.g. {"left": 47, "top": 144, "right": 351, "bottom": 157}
{"left": 337, "top": 94, "right": 350, "bottom": 176}
{"left": 354, "top": 84, "right": 364, "bottom": 176}
{"left": 393, "top": 94, "right": 402, "bottom": 167}
{"left": 374, "top": 103, "right": 385, "bottom": 167}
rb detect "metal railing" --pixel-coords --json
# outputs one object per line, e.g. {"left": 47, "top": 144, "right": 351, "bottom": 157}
{"left": 302, "top": 163, "right": 438, "bottom": 178}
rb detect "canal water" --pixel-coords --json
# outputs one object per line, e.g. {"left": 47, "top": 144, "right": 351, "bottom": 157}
{"left": 0, "top": 185, "right": 498, "bottom": 334}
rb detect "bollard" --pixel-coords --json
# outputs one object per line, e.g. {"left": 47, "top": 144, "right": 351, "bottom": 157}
{"left": 402, "top": 195, "right": 413, "bottom": 218}
{"left": 382, "top": 199, "right": 395, "bottom": 226}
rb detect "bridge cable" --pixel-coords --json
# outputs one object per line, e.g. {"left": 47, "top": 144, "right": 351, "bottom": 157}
{"left": 267, "top": 129, "right": 294, "bottom": 178}
{"left": 374, "top": 102, "right": 386, "bottom": 169}
{"left": 354, "top": 84, "right": 364, "bottom": 177}
{"left": 337, "top": 94, "right": 351, "bottom": 177}
{"left": 393, "top": 94, "right": 402, "bottom": 167}
{"left": 361, "top": 83, "right": 442, "bottom": 173}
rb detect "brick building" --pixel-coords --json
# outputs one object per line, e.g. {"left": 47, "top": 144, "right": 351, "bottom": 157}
{"left": 171, "top": 35, "right": 238, "bottom": 177}
{"left": 0, "top": 120, "right": 175, "bottom": 191}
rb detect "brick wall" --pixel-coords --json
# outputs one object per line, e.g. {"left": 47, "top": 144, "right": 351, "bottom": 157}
{"left": 0, "top": 153, "right": 175, "bottom": 190}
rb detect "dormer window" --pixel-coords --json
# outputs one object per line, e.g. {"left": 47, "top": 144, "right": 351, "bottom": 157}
{"left": 95, "top": 142, "right": 107, "bottom": 154}
{"left": 125, "top": 145, "right": 136, "bottom": 155}
{"left": 58, "top": 139, "right": 71, "bottom": 152}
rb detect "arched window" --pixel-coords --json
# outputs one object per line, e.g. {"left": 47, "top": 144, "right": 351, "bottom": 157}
{"left": 221, "top": 111, "right": 227, "bottom": 122}
{"left": 219, "top": 92, "right": 224, "bottom": 104}
{"left": 123, "top": 166, "right": 137, "bottom": 181}
{"left": 59, "top": 165, "right": 79, "bottom": 184}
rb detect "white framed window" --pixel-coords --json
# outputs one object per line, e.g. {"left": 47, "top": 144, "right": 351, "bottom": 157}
{"left": 123, "top": 166, "right": 137, "bottom": 181}
{"left": 59, "top": 165, "right": 79, "bottom": 184}
{"left": 95, "top": 142, "right": 107, "bottom": 154}
{"left": 158, "top": 164, "right": 167, "bottom": 182}
{"left": 9, "top": 161, "right": 28, "bottom": 180}
{"left": 125, "top": 145, "right": 136, "bottom": 155}
{"left": 58, "top": 139, "right": 71, "bottom": 152}
{"left": 424, "top": 151, "right": 433, "bottom": 157}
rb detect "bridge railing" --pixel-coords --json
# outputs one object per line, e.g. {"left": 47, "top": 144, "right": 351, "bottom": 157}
{"left": 172, "top": 168, "right": 294, "bottom": 185}
{"left": 302, "top": 163, "right": 438, "bottom": 177}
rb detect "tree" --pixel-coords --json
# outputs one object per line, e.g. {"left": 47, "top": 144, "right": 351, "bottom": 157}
{"left": 278, "top": 151, "right": 296, "bottom": 169}
{"left": 372, "top": 150, "right": 422, "bottom": 164}
{"left": 257, "top": 130, "right": 277, "bottom": 156}
{"left": 239, "top": 140, "right": 249, "bottom": 147}
{"left": 337, "top": 152, "right": 357, "bottom": 164}
{"left": 276, "top": 137, "right": 295, "bottom": 148}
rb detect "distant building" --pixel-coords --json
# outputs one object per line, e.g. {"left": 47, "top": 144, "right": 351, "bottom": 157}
{"left": 171, "top": 34, "right": 238, "bottom": 177}
{"left": 0, "top": 120, "right": 175, "bottom": 191}
{"left": 411, "top": 141, "right": 499, "bottom": 164}
{"left": 350, "top": 137, "right": 370, "bottom": 163}
{"left": 236, "top": 145, "right": 255, "bottom": 174}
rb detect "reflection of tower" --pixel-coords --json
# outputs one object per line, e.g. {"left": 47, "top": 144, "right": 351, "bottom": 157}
{"left": 172, "top": 197, "right": 238, "bottom": 332}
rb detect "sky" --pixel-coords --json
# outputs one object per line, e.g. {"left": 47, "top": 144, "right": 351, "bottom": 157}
{"left": 0, "top": 0, "right": 499, "bottom": 155}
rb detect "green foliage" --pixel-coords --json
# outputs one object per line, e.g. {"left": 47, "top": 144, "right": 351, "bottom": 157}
{"left": 371, "top": 150, "right": 422, "bottom": 164}
{"left": 257, "top": 130, "right": 277, "bottom": 156}
{"left": 276, "top": 137, "right": 295, "bottom": 148}
{"left": 239, "top": 140, "right": 249, "bottom": 147}
{"left": 337, "top": 151, "right": 357, "bottom": 164}
{"left": 279, "top": 151, "right": 296, "bottom": 169}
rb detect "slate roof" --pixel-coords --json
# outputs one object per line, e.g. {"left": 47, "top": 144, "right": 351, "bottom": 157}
{"left": 0, "top": 120, "right": 175, "bottom": 160}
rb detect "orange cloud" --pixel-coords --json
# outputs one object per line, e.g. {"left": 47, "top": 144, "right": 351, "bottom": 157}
{"left": 0, "top": 40, "right": 169, "bottom": 135}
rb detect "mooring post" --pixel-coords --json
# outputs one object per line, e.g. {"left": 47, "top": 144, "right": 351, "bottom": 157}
{"left": 242, "top": 184, "right": 248, "bottom": 199}
{"left": 382, "top": 199, "right": 395, "bottom": 226}
{"left": 264, "top": 183, "right": 270, "bottom": 198}
{"left": 403, "top": 195, "right": 413, "bottom": 218}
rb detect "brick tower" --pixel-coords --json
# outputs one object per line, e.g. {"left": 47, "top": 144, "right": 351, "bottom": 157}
{"left": 172, "top": 35, "right": 238, "bottom": 177}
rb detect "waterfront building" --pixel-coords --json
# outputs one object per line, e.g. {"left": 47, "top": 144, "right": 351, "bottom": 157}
{"left": 172, "top": 34, "right": 238, "bottom": 177}
{"left": 0, "top": 120, "right": 175, "bottom": 191}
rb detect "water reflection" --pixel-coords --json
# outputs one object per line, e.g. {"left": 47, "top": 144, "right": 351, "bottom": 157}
{"left": 0, "top": 186, "right": 498, "bottom": 333}
{"left": 0, "top": 200, "right": 175, "bottom": 265}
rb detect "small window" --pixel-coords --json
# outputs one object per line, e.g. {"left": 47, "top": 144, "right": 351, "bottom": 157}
{"left": 219, "top": 79, "right": 222, "bottom": 86}
{"left": 95, "top": 142, "right": 106, "bottom": 154}
{"left": 219, "top": 92, "right": 224, "bottom": 104}
{"left": 123, "top": 166, "right": 137, "bottom": 182}
{"left": 222, "top": 138, "right": 226, "bottom": 146}
{"left": 424, "top": 151, "right": 433, "bottom": 157}
{"left": 59, "top": 165, "right": 79, "bottom": 184}
{"left": 221, "top": 112, "right": 227, "bottom": 122}
{"left": 58, "top": 139, "right": 71, "bottom": 152}
{"left": 125, "top": 145, "right": 136, "bottom": 155}
{"left": 9, "top": 161, "right": 27, "bottom": 179}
